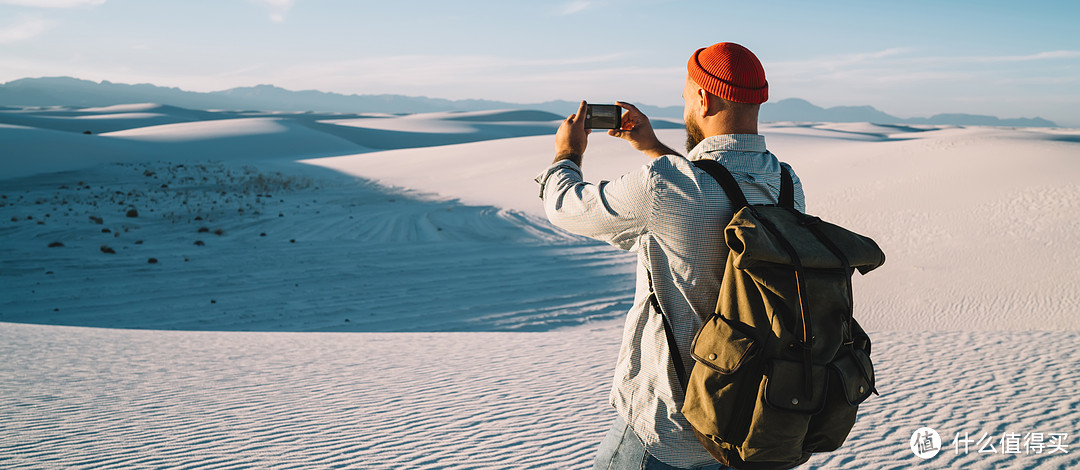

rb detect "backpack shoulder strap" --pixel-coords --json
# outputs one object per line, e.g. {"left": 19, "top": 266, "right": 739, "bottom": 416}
{"left": 693, "top": 159, "right": 796, "bottom": 209}
{"left": 779, "top": 165, "right": 795, "bottom": 210}
{"left": 692, "top": 159, "right": 748, "bottom": 209}
{"left": 651, "top": 293, "right": 689, "bottom": 392}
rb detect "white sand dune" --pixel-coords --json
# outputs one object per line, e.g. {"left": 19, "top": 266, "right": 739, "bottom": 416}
{"left": 306, "top": 123, "right": 1080, "bottom": 332}
{"left": 1, "top": 323, "right": 1076, "bottom": 469}
{"left": 0, "top": 103, "right": 217, "bottom": 134}
{"left": 1, "top": 103, "right": 1079, "bottom": 468}
{"left": 312, "top": 111, "right": 561, "bottom": 150}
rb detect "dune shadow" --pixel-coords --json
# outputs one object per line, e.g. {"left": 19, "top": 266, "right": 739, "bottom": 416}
{"left": 445, "top": 110, "right": 563, "bottom": 122}
{"left": 1047, "top": 134, "right": 1080, "bottom": 143}
{"left": 0, "top": 159, "right": 634, "bottom": 333}
{"left": 297, "top": 120, "right": 558, "bottom": 150}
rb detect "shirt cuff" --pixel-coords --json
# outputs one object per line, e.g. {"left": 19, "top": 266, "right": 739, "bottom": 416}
{"left": 534, "top": 159, "right": 583, "bottom": 199}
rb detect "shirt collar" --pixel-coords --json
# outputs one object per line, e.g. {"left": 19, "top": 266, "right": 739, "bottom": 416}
{"left": 687, "top": 134, "right": 767, "bottom": 160}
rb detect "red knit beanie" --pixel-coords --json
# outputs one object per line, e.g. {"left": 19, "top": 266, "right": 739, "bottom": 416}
{"left": 687, "top": 42, "right": 768, "bottom": 104}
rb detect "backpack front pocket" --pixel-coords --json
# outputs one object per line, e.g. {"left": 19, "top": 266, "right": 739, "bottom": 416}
{"left": 690, "top": 315, "right": 758, "bottom": 374}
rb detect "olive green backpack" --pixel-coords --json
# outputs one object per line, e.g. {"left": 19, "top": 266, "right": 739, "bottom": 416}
{"left": 664, "top": 160, "right": 886, "bottom": 469}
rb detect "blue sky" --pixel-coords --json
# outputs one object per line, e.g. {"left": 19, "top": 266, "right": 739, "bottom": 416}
{"left": 1, "top": 0, "right": 1078, "bottom": 126}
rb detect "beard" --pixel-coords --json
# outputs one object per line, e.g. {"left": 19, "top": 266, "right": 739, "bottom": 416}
{"left": 685, "top": 116, "right": 705, "bottom": 154}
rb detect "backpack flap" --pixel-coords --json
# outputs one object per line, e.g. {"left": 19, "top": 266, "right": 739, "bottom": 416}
{"left": 764, "top": 359, "right": 828, "bottom": 414}
{"left": 691, "top": 315, "right": 758, "bottom": 374}
{"left": 725, "top": 207, "right": 885, "bottom": 274}
{"left": 829, "top": 349, "right": 875, "bottom": 406}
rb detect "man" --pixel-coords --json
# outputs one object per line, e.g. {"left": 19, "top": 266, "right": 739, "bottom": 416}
{"left": 534, "top": 42, "right": 806, "bottom": 469}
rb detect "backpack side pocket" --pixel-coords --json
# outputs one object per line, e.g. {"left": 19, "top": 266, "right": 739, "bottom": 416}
{"left": 683, "top": 315, "right": 761, "bottom": 457}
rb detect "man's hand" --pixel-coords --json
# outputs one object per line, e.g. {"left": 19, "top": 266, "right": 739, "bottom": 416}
{"left": 553, "top": 100, "right": 591, "bottom": 166}
{"left": 608, "top": 101, "right": 680, "bottom": 159}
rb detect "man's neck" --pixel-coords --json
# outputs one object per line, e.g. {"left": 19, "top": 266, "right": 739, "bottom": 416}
{"left": 701, "top": 105, "right": 759, "bottom": 136}
{"left": 709, "top": 119, "right": 758, "bottom": 136}
{"left": 701, "top": 116, "right": 758, "bottom": 136}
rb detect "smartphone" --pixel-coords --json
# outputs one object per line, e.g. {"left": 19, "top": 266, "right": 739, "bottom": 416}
{"left": 584, "top": 104, "right": 622, "bottom": 130}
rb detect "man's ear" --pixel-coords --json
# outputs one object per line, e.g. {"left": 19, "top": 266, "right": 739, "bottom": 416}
{"left": 697, "top": 87, "right": 711, "bottom": 118}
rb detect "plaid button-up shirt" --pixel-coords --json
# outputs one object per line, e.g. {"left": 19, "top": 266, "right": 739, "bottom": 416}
{"left": 535, "top": 134, "right": 805, "bottom": 468}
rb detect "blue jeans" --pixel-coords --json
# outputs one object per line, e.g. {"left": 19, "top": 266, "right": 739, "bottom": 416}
{"left": 593, "top": 415, "right": 733, "bottom": 470}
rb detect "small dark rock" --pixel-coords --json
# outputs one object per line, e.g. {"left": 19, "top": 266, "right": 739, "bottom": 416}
{"left": 148, "top": 258, "right": 158, "bottom": 264}
{"left": 48, "top": 241, "right": 64, "bottom": 248}
{"left": 198, "top": 227, "right": 210, "bottom": 233}
{"left": 194, "top": 240, "right": 205, "bottom": 246}
{"left": 100, "top": 245, "right": 116, "bottom": 254}
{"left": 126, "top": 208, "right": 138, "bottom": 218}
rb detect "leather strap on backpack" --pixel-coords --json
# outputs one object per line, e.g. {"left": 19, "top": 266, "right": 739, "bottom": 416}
{"left": 652, "top": 292, "right": 690, "bottom": 393}
{"left": 692, "top": 159, "right": 794, "bottom": 210}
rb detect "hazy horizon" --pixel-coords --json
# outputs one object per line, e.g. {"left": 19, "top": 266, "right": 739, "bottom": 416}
{"left": 1, "top": 0, "right": 1078, "bottom": 126}
{"left": 0, "top": 75, "right": 1066, "bottom": 129}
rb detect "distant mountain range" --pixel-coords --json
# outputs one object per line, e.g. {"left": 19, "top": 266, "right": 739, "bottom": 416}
{"left": 0, "top": 77, "right": 1058, "bottom": 128}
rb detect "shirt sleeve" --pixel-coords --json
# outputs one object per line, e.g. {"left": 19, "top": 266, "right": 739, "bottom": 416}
{"left": 534, "top": 159, "right": 654, "bottom": 251}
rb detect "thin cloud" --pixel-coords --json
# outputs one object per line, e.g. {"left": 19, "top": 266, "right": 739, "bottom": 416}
{"left": 773, "top": 47, "right": 1080, "bottom": 74}
{"left": 249, "top": 0, "right": 295, "bottom": 23}
{"left": 769, "top": 47, "right": 1080, "bottom": 89}
{"left": 558, "top": 0, "right": 592, "bottom": 15}
{"left": 0, "top": 0, "right": 105, "bottom": 7}
{"left": 771, "top": 48, "right": 914, "bottom": 73}
{"left": 253, "top": 53, "right": 676, "bottom": 103}
{"left": 0, "top": 17, "right": 53, "bottom": 44}
{"left": 954, "top": 50, "right": 1080, "bottom": 63}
